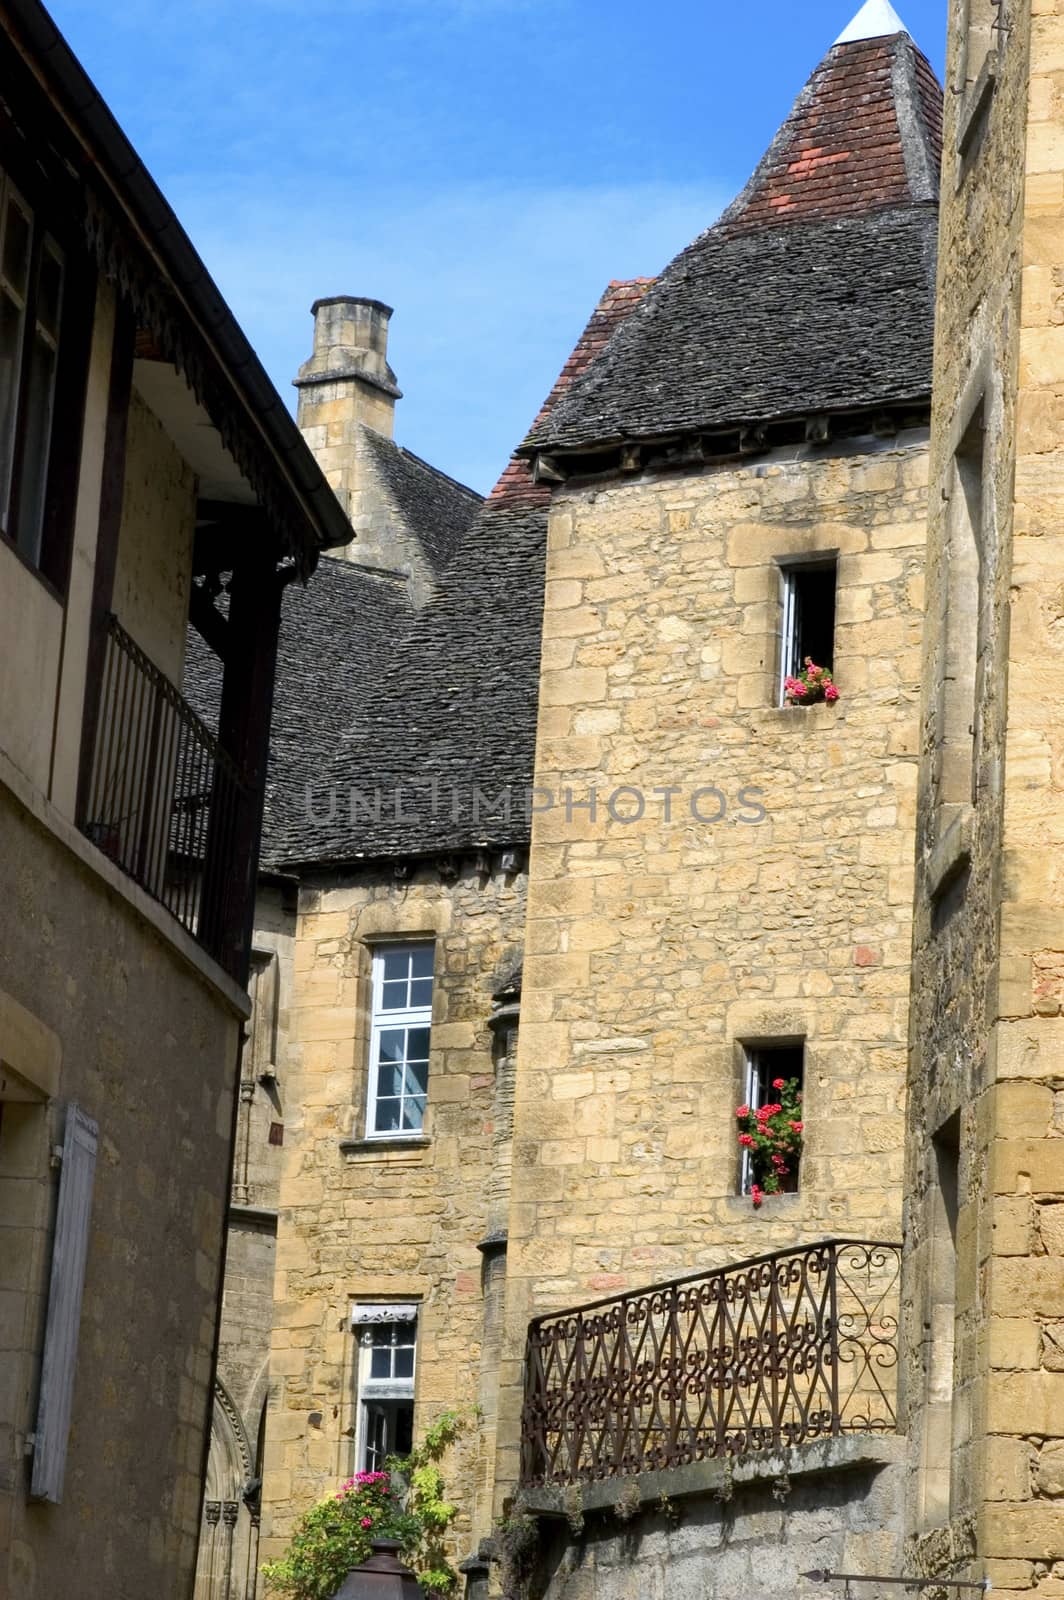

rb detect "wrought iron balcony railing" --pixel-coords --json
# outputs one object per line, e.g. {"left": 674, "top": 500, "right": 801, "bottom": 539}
{"left": 519, "top": 1238, "right": 901, "bottom": 1487}
{"left": 80, "top": 614, "right": 250, "bottom": 978}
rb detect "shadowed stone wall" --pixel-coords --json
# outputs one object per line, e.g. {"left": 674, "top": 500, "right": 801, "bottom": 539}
{"left": 902, "top": 0, "right": 1064, "bottom": 1592}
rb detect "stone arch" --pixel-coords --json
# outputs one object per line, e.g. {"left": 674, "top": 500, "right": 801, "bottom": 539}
{"left": 195, "top": 1381, "right": 256, "bottom": 1600}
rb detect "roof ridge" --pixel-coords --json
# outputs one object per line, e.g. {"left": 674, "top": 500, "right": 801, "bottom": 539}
{"left": 363, "top": 427, "right": 483, "bottom": 503}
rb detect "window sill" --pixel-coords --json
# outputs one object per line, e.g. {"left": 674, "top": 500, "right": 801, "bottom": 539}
{"left": 751, "top": 703, "right": 843, "bottom": 729}
{"left": 339, "top": 1134, "right": 431, "bottom": 1157}
{"left": 722, "top": 1191, "right": 802, "bottom": 1213}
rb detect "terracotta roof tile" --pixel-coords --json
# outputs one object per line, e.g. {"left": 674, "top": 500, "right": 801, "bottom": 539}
{"left": 489, "top": 278, "right": 653, "bottom": 509}
{"left": 719, "top": 33, "right": 941, "bottom": 234}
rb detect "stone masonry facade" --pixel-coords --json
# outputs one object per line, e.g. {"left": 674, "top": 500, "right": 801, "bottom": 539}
{"left": 259, "top": 860, "right": 528, "bottom": 1569}
{"left": 491, "top": 434, "right": 930, "bottom": 1506}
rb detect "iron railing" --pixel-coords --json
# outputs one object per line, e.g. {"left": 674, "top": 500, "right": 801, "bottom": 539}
{"left": 81, "top": 613, "right": 249, "bottom": 977}
{"left": 519, "top": 1238, "right": 901, "bottom": 1487}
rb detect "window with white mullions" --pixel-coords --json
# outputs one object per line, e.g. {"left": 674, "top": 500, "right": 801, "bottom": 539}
{"left": 367, "top": 944, "right": 434, "bottom": 1137}
{"left": 352, "top": 1308, "right": 417, "bottom": 1473}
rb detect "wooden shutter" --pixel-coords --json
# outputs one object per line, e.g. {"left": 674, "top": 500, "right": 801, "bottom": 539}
{"left": 30, "top": 1102, "right": 98, "bottom": 1503}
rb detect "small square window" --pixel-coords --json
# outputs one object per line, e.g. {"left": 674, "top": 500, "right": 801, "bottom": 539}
{"left": 779, "top": 561, "right": 837, "bottom": 705}
{"left": 739, "top": 1043, "right": 805, "bottom": 1196}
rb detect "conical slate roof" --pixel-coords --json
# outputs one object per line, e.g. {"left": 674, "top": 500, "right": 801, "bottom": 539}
{"left": 523, "top": 24, "right": 942, "bottom": 458}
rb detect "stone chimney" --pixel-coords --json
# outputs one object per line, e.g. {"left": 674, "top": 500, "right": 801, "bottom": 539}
{"left": 293, "top": 296, "right": 402, "bottom": 541}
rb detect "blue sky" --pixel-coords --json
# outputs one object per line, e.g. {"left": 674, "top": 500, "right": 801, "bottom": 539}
{"left": 48, "top": 0, "right": 947, "bottom": 496}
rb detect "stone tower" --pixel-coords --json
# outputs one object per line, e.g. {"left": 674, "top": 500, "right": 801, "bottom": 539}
{"left": 901, "top": 0, "right": 1064, "bottom": 1590}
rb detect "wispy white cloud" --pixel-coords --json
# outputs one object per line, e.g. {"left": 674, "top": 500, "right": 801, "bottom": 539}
{"left": 169, "top": 177, "right": 727, "bottom": 493}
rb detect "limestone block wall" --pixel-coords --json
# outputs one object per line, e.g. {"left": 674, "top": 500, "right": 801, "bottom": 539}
{"left": 0, "top": 782, "right": 243, "bottom": 1600}
{"left": 495, "top": 435, "right": 929, "bottom": 1502}
{"left": 904, "top": 0, "right": 1064, "bottom": 1590}
{"left": 260, "top": 858, "right": 528, "bottom": 1567}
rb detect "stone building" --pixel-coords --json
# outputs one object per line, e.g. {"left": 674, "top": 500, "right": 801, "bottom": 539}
{"left": 491, "top": 5, "right": 942, "bottom": 1593}
{"left": 208, "top": 7, "right": 955, "bottom": 1598}
{"left": 192, "top": 281, "right": 654, "bottom": 1596}
{"left": 900, "top": 0, "right": 1064, "bottom": 1593}
{"left": 0, "top": 3, "right": 349, "bottom": 1598}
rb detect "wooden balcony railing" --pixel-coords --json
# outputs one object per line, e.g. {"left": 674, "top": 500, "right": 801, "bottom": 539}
{"left": 519, "top": 1238, "right": 901, "bottom": 1487}
{"left": 80, "top": 613, "right": 250, "bottom": 978}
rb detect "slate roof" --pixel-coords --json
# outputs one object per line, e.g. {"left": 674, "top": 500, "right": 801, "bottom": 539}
{"left": 524, "top": 30, "right": 942, "bottom": 458}
{"left": 182, "top": 558, "right": 414, "bottom": 860}
{"left": 360, "top": 430, "right": 482, "bottom": 578}
{"left": 270, "top": 281, "right": 653, "bottom": 867}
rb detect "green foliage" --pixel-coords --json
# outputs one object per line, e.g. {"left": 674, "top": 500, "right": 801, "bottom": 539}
{"left": 493, "top": 1511, "right": 540, "bottom": 1600}
{"left": 735, "top": 1076, "right": 804, "bottom": 1204}
{"left": 262, "top": 1411, "right": 468, "bottom": 1600}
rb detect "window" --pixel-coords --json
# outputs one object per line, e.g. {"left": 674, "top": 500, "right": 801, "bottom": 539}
{"left": 941, "top": 409, "right": 985, "bottom": 808}
{"left": 0, "top": 161, "right": 72, "bottom": 581}
{"left": 740, "top": 1043, "right": 804, "bottom": 1195}
{"left": 352, "top": 1306, "right": 417, "bottom": 1473}
{"left": 779, "top": 560, "right": 837, "bottom": 704}
{"left": 366, "top": 944, "right": 434, "bottom": 1137}
{"left": 919, "top": 1115, "right": 960, "bottom": 1527}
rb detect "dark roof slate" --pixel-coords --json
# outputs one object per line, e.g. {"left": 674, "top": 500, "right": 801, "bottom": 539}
{"left": 524, "top": 32, "right": 942, "bottom": 458}
{"left": 269, "top": 281, "right": 653, "bottom": 867}
{"left": 182, "top": 557, "right": 415, "bottom": 863}
{"left": 361, "top": 430, "right": 481, "bottom": 578}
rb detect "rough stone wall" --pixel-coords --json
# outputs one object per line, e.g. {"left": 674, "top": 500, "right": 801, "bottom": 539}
{"left": 495, "top": 435, "right": 929, "bottom": 1503}
{"left": 196, "top": 883, "right": 296, "bottom": 1599}
{"left": 0, "top": 784, "right": 242, "bottom": 1600}
{"left": 522, "top": 1445, "right": 904, "bottom": 1600}
{"left": 903, "top": 1, "right": 1064, "bottom": 1591}
{"left": 259, "top": 858, "right": 528, "bottom": 1569}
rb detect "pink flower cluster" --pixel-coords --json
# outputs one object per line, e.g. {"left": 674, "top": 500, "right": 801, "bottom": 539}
{"left": 784, "top": 658, "right": 840, "bottom": 706}
{"left": 335, "top": 1469, "right": 392, "bottom": 1503}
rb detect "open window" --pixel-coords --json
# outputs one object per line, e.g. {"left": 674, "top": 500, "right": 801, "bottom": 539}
{"left": 778, "top": 560, "right": 837, "bottom": 704}
{"left": 352, "top": 1305, "right": 417, "bottom": 1472}
{"left": 739, "top": 1042, "right": 805, "bottom": 1196}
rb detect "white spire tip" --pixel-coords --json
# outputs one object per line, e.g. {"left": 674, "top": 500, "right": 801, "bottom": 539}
{"left": 834, "top": 0, "right": 909, "bottom": 44}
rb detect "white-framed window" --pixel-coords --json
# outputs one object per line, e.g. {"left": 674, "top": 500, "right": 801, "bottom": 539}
{"left": 351, "top": 1305, "right": 417, "bottom": 1473}
{"left": 366, "top": 943, "right": 434, "bottom": 1138}
{"left": 739, "top": 1042, "right": 805, "bottom": 1195}
{"left": 778, "top": 559, "right": 838, "bottom": 704}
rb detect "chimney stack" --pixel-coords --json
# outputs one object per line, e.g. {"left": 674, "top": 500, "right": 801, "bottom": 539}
{"left": 294, "top": 296, "right": 402, "bottom": 539}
